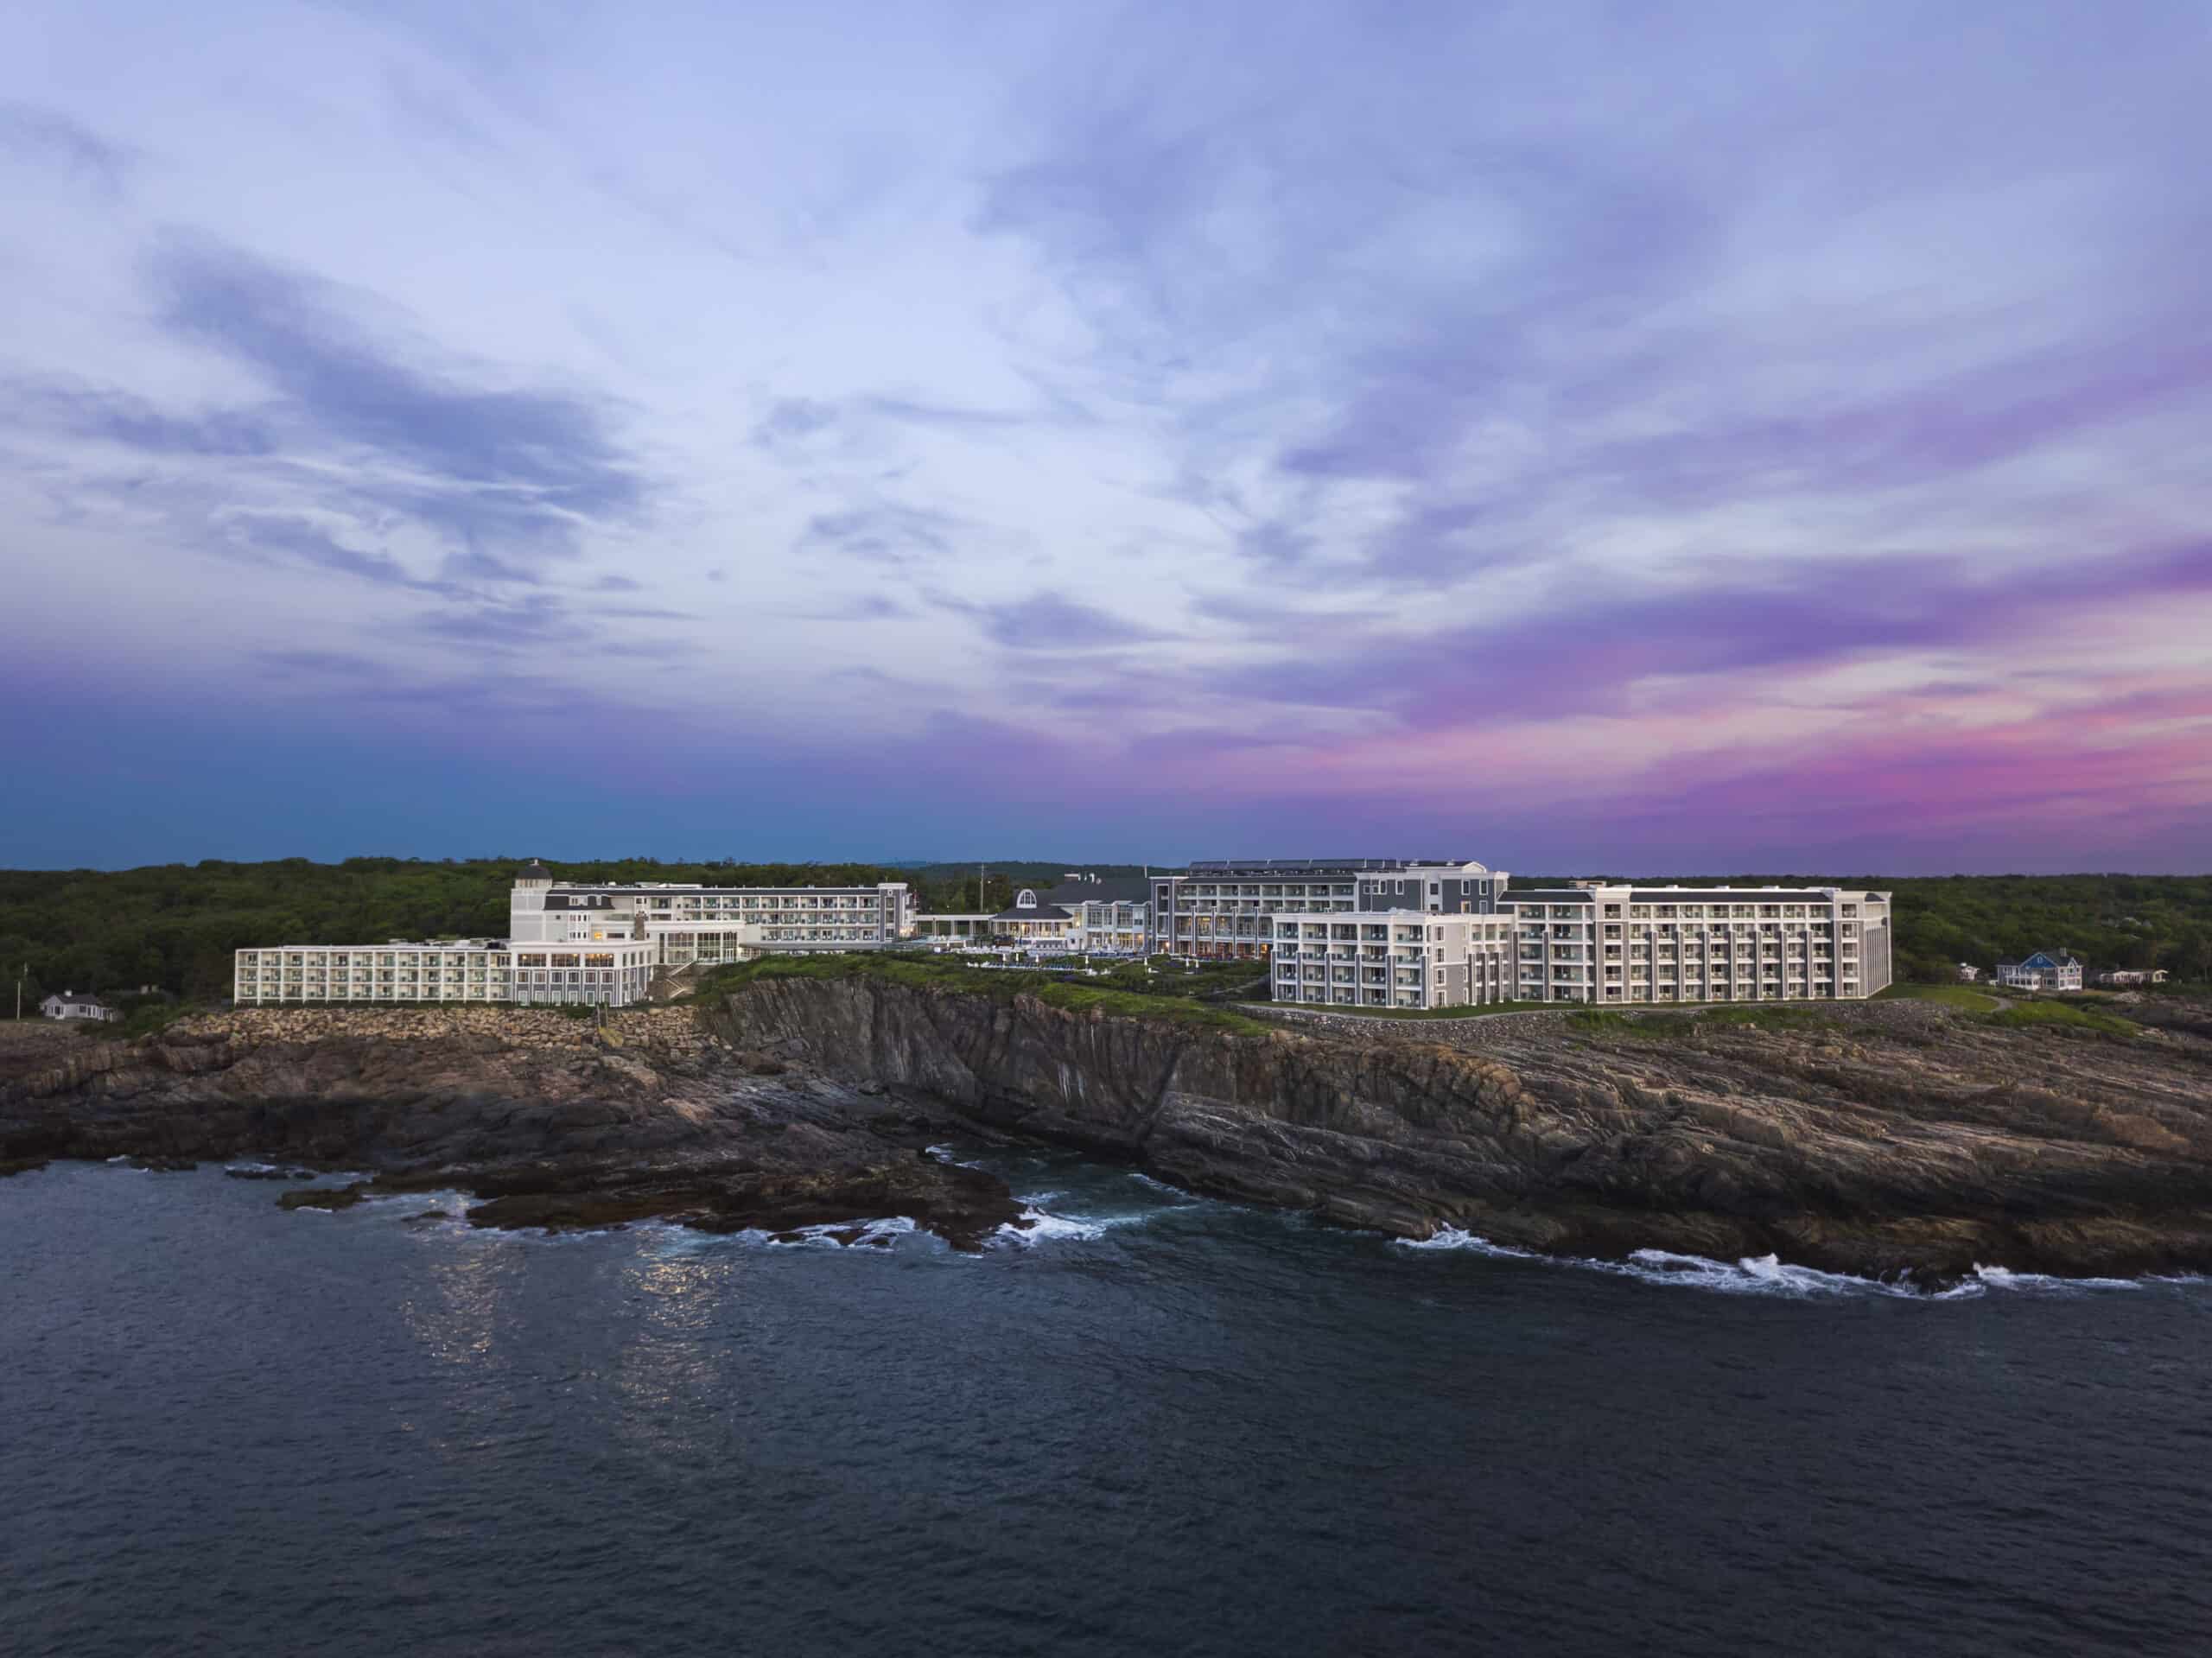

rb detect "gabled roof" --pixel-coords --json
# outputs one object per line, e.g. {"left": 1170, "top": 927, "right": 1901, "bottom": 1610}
{"left": 1999, "top": 950, "right": 2081, "bottom": 970}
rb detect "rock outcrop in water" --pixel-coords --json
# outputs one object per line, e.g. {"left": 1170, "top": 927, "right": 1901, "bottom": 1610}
{"left": 7, "top": 988, "right": 2212, "bottom": 1280}
{"left": 699, "top": 979, "right": 2212, "bottom": 1283}
{"left": 0, "top": 1010, "right": 1020, "bottom": 1248}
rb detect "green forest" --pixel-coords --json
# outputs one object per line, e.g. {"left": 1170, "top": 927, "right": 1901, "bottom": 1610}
{"left": 0, "top": 858, "right": 1017, "bottom": 1008}
{"left": 1517, "top": 872, "right": 2212, "bottom": 988}
{"left": 2, "top": 859, "right": 2208, "bottom": 1012}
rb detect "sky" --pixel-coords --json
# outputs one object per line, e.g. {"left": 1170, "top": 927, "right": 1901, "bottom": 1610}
{"left": 3, "top": 0, "right": 2209, "bottom": 874}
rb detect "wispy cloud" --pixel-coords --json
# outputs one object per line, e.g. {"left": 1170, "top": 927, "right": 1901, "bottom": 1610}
{"left": 798, "top": 503, "right": 964, "bottom": 566}
{"left": 147, "top": 238, "right": 644, "bottom": 558}
{"left": 931, "top": 589, "right": 1173, "bottom": 651}
{"left": 3, "top": 1, "right": 2209, "bottom": 867}
{"left": 0, "top": 101, "right": 133, "bottom": 188}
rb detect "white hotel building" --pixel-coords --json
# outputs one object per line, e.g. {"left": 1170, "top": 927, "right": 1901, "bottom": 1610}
{"left": 234, "top": 863, "right": 913, "bottom": 1008}
{"left": 506, "top": 862, "right": 912, "bottom": 963}
{"left": 1150, "top": 859, "right": 1509, "bottom": 961}
{"left": 1151, "top": 860, "right": 1893, "bottom": 1011}
{"left": 232, "top": 938, "right": 658, "bottom": 1008}
{"left": 1270, "top": 913, "right": 1518, "bottom": 1010}
{"left": 1497, "top": 884, "right": 1891, "bottom": 1007}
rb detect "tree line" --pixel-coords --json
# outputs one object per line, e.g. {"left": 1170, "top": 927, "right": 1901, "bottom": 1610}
{"left": 0, "top": 857, "right": 1020, "bottom": 1009}
{"left": 4, "top": 860, "right": 2206, "bottom": 1012}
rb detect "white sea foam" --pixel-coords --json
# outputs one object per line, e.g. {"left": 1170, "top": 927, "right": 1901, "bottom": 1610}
{"left": 923, "top": 1142, "right": 991, "bottom": 1170}
{"left": 365, "top": 1189, "right": 472, "bottom": 1229}
{"left": 1622, "top": 1249, "right": 1936, "bottom": 1299}
{"left": 998, "top": 1207, "right": 1110, "bottom": 1243}
{"left": 1392, "top": 1231, "right": 2164, "bottom": 1300}
{"left": 1395, "top": 1227, "right": 1539, "bottom": 1260}
{"left": 1129, "top": 1172, "right": 1199, "bottom": 1198}
{"left": 995, "top": 1199, "right": 1174, "bottom": 1244}
{"left": 766, "top": 1216, "right": 917, "bottom": 1249}
{"left": 1970, "top": 1264, "right": 2142, "bottom": 1292}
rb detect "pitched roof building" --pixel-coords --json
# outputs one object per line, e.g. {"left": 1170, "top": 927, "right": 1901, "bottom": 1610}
{"left": 1994, "top": 950, "right": 2083, "bottom": 992}
{"left": 40, "top": 989, "right": 118, "bottom": 1022}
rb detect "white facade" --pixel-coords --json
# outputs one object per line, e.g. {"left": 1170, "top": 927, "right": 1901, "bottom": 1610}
{"left": 1153, "top": 859, "right": 1508, "bottom": 961}
{"left": 233, "top": 939, "right": 658, "bottom": 1007}
{"left": 509, "top": 866, "right": 912, "bottom": 965}
{"left": 1076, "top": 897, "right": 1147, "bottom": 955}
{"left": 234, "top": 863, "right": 913, "bottom": 1009}
{"left": 916, "top": 879, "right": 1147, "bottom": 956}
{"left": 41, "top": 990, "right": 118, "bottom": 1022}
{"left": 1270, "top": 912, "right": 1516, "bottom": 1010}
{"left": 1501, "top": 886, "right": 1892, "bottom": 1005}
{"left": 1996, "top": 952, "right": 2083, "bottom": 992}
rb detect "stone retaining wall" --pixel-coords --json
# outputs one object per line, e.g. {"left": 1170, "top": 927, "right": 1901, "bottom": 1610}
{"left": 165, "top": 1005, "right": 720, "bottom": 1055}
{"left": 1243, "top": 998, "right": 1954, "bottom": 1051}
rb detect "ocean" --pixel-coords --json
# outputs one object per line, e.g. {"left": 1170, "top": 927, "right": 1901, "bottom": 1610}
{"left": 5, "top": 1151, "right": 2210, "bottom": 1657}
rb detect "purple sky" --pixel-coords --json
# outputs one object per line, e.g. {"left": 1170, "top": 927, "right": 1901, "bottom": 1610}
{"left": 4, "top": 2, "right": 2209, "bottom": 873}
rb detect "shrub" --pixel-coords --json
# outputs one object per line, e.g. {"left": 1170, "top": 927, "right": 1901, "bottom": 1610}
{"left": 690, "top": 952, "right": 1273, "bottom": 1034}
{"left": 1981, "top": 1001, "right": 2138, "bottom": 1038}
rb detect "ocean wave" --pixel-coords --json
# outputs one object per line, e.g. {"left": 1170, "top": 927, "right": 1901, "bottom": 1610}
{"left": 1393, "top": 1229, "right": 2165, "bottom": 1299}
{"left": 645, "top": 1216, "right": 919, "bottom": 1250}
{"left": 922, "top": 1143, "right": 990, "bottom": 1170}
{"left": 994, "top": 1201, "right": 1173, "bottom": 1245}
{"left": 1968, "top": 1264, "right": 2141, "bottom": 1293}
{"left": 1129, "top": 1172, "right": 1199, "bottom": 1197}
{"left": 772, "top": 1216, "right": 917, "bottom": 1248}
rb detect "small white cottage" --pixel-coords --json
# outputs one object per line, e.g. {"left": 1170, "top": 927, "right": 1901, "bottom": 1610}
{"left": 40, "top": 989, "right": 118, "bottom": 1022}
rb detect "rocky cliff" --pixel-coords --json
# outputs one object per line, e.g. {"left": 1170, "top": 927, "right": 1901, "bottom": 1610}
{"left": 12, "top": 988, "right": 2212, "bottom": 1280}
{"left": 0, "top": 1009, "right": 1019, "bottom": 1246}
{"left": 701, "top": 980, "right": 2212, "bottom": 1281}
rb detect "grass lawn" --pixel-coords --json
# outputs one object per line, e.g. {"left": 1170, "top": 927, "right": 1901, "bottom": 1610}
{"left": 1979, "top": 999, "right": 2139, "bottom": 1038}
{"left": 1260, "top": 1000, "right": 1558, "bottom": 1020}
{"left": 1567, "top": 1005, "right": 1844, "bottom": 1039}
{"left": 1877, "top": 983, "right": 2000, "bottom": 1012}
{"left": 689, "top": 951, "right": 1274, "bottom": 1034}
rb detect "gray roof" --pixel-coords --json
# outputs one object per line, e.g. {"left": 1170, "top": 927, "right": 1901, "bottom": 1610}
{"left": 1042, "top": 877, "right": 1151, "bottom": 905}
{"left": 1512, "top": 886, "right": 1853, "bottom": 905}
{"left": 1626, "top": 888, "right": 1847, "bottom": 903}
{"left": 1184, "top": 858, "right": 1477, "bottom": 875}
{"left": 995, "top": 904, "right": 1076, "bottom": 921}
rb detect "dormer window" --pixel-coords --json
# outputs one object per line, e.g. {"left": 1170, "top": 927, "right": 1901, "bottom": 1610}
{"left": 1016, "top": 889, "right": 1039, "bottom": 909}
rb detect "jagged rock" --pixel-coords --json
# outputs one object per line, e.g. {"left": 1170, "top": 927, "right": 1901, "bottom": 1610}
{"left": 10, "top": 990, "right": 2212, "bottom": 1280}
{"left": 279, "top": 1183, "right": 366, "bottom": 1211}
{"left": 0, "top": 1006, "right": 992, "bottom": 1248}
{"left": 699, "top": 977, "right": 2212, "bottom": 1283}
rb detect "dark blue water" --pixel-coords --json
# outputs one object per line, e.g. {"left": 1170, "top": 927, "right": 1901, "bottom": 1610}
{"left": 6, "top": 1154, "right": 2211, "bottom": 1658}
